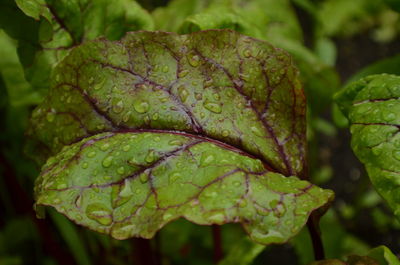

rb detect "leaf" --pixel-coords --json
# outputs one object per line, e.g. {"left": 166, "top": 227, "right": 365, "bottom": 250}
{"left": 309, "top": 246, "right": 400, "bottom": 265}
{"left": 12, "top": 0, "right": 154, "bottom": 95}
{"left": 31, "top": 30, "right": 333, "bottom": 243}
{"left": 367, "top": 246, "right": 400, "bottom": 265}
{"left": 335, "top": 74, "right": 400, "bottom": 218}
{"left": 153, "top": 0, "right": 340, "bottom": 114}
{"left": 27, "top": 30, "right": 306, "bottom": 177}
{"left": 35, "top": 131, "right": 331, "bottom": 243}
{"left": 218, "top": 236, "right": 265, "bottom": 265}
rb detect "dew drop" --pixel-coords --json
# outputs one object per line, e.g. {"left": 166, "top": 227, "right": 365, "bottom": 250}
{"left": 178, "top": 70, "right": 189, "bottom": 78}
{"left": 145, "top": 150, "right": 156, "bottom": 163}
{"left": 152, "top": 112, "right": 159, "bottom": 120}
{"left": 133, "top": 100, "right": 150, "bottom": 113}
{"left": 213, "top": 93, "right": 221, "bottom": 101}
{"left": 208, "top": 212, "right": 225, "bottom": 224}
{"left": 169, "top": 139, "right": 183, "bottom": 146}
{"left": 122, "top": 145, "right": 131, "bottom": 152}
{"left": 163, "top": 213, "right": 173, "bottom": 221}
{"left": 162, "top": 65, "right": 169, "bottom": 73}
{"left": 140, "top": 173, "right": 149, "bottom": 183}
{"left": 100, "top": 143, "right": 110, "bottom": 151}
{"left": 122, "top": 111, "right": 131, "bottom": 122}
{"left": 86, "top": 203, "right": 113, "bottom": 226}
{"left": 243, "top": 49, "right": 251, "bottom": 58}
{"left": 187, "top": 54, "right": 200, "bottom": 67}
{"left": 238, "top": 199, "right": 247, "bottom": 208}
{"left": 119, "top": 179, "right": 133, "bottom": 197}
{"left": 154, "top": 136, "right": 161, "bottom": 142}
{"left": 200, "top": 152, "right": 215, "bottom": 166}
{"left": 178, "top": 86, "right": 189, "bottom": 102}
{"left": 195, "top": 93, "right": 202, "bottom": 100}
{"left": 94, "top": 78, "right": 106, "bottom": 91}
{"left": 53, "top": 198, "right": 61, "bottom": 204}
{"left": 112, "top": 100, "right": 124, "bottom": 114}
{"left": 117, "top": 166, "right": 125, "bottom": 175}
{"left": 102, "top": 156, "right": 113, "bottom": 168}
{"left": 203, "top": 101, "right": 222, "bottom": 113}
{"left": 82, "top": 162, "right": 89, "bottom": 169}
{"left": 222, "top": 130, "right": 230, "bottom": 137}
{"left": 233, "top": 181, "right": 241, "bottom": 187}
{"left": 88, "top": 151, "right": 96, "bottom": 158}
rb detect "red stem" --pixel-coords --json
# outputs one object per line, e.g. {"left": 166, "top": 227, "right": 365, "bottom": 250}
{"left": 212, "top": 225, "right": 223, "bottom": 263}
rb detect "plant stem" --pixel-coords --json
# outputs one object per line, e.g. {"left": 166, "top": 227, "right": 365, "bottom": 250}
{"left": 307, "top": 213, "right": 325, "bottom": 261}
{"left": 212, "top": 225, "right": 223, "bottom": 263}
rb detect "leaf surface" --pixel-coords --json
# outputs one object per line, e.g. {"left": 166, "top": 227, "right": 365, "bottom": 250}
{"left": 335, "top": 74, "right": 400, "bottom": 217}
{"left": 31, "top": 29, "right": 333, "bottom": 243}
{"left": 36, "top": 131, "right": 331, "bottom": 243}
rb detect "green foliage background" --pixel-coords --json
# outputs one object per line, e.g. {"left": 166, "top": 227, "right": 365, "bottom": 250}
{"left": 1, "top": 0, "right": 400, "bottom": 264}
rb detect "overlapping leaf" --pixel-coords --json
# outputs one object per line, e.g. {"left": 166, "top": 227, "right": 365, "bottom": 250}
{"left": 335, "top": 74, "right": 400, "bottom": 218}
{"left": 30, "top": 30, "right": 333, "bottom": 243}
{"left": 12, "top": 0, "right": 153, "bottom": 95}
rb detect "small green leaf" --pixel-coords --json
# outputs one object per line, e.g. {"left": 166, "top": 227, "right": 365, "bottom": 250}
{"left": 13, "top": 0, "right": 154, "bottom": 95}
{"left": 35, "top": 131, "right": 332, "bottom": 243}
{"left": 335, "top": 74, "right": 400, "bottom": 218}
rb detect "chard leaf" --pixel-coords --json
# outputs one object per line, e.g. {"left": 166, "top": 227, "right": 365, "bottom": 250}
{"left": 310, "top": 246, "right": 400, "bottom": 265}
{"left": 335, "top": 74, "right": 400, "bottom": 217}
{"left": 36, "top": 131, "right": 332, "bottom": 243}
{"left": 13, "top": 0, "right": 153, "bottom": 95}
{"left": 30, "top": 30, "right": 333, "bottom": 243}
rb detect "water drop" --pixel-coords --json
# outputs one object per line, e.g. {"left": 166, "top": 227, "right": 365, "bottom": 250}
{"left": 178, "top": 86, "right": 189, "bottom": 102}
{"left": 154, "top": 136, "right": 161, "bottom": 142}
{"left": 82, "top": 162, "right": 89, "bottom": 169}
{"left": 203, "top": 101, "right": 222, "bottom": 113}
{"left": 94, "top": 78, "right": 106, "bottom": 91}
{"left": 100, "top": 143, "right": 110, "bottom": 151}
{"left": 112, "top": 100, "right": 124, "bottom": 113}
{"left": 169, "top": 139, "right": 183, "bottom": 146}
{"left": 102, "top": 156, "right": 113, "bottom": 168}
{"left": 233, "top": 181, "right": 241, "bottom": 187}
{"left": 152, "top": 112, "right": 159, "bottom": 120}
{"left": 195, "top": 93, "right": 202, "bottom": 100}
{"left": 187, "top": 54, "right": 200, "bottom": 67}
{"left": 133, "top": 100, "right": 150, "bottom": 113}
{"left": 53, "top": 198, "right": 61, "bottom": 204}
{"left": 238, "top": 199, "right": 247, "bottom": 208}
{"left": 178, "top": 70, "right": 189, "bottom": 78}
{"left": 163, "top": 213, "right": 173, "bottom": 221}
{"left": 145, "top": 150, "right": 156, "bottom": 163}
{"left": 117, "top": 166, "right": 125, "bottom": 175}
{"left": 162, "top": 65, "right": 169, "bottom": 73}
{"left": 222, "top": 130, "right": 230, "bottom": 137}
{"left": 208, "top": 212, "right": 225, "bottom": 224}
{"left": 243, "top": 49, "right": 251, "bottom": 58}
{"left": 122, "top": 111, "right": 131, "bottom": 122}
{"left": 140, "top": 173, "right": 149, "bottom": 183}
{"left": 200, "top": 152, "right": 215, "bottom": 166}
{"left": 86, "top": 203, "right": 113, "bottom": 226}
{"left": 213, "top": 93, "right": 220, "bottom": 101}
{"left": 88, "top": 151, "right": 96, "bottom": 158}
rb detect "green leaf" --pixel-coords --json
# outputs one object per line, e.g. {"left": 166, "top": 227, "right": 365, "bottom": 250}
{"left": 27, "top": 30, "right": 306, "bottom": 177}
{"left": 309, "top": 246, "right": 400, "bottom": 265}
{"left": 335, "top": 74, "right": 400, "bottom": 218}
{"left": 218, "top": 237, "right": 265, "bottom": 265}
{"left": 368, "top": 246, "right": 400, "bottom": 265}
{"left": 30, "top": 30, "right": 333, "bottom": 243}
{"left": 36, "top": 131, "right": 331, "bottom": 243}
{"left": 13, "top": 0, "right": 154, "bottom": 95}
